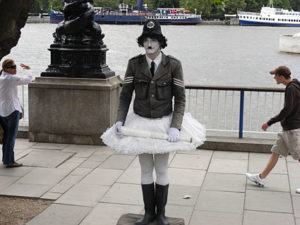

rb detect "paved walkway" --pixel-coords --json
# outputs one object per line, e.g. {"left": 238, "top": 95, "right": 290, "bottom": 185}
{"left": 0, "top": 138, "right": 300, "bottom": 225}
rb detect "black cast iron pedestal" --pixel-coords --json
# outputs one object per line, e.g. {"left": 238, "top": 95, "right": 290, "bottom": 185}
{"left": 41, "top": 44, "right": 115, "bottom": 78}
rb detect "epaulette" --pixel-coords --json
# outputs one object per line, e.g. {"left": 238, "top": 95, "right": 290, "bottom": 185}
{"left": 167, "top": 55, "right": 180, "bottom": 63}
{"left": 129, "top": 54, "right": 144, "bottom": 61}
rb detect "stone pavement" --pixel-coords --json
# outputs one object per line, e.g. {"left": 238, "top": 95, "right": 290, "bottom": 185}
{"left": 0, "top": 138, "right": 300, "bottom": 225}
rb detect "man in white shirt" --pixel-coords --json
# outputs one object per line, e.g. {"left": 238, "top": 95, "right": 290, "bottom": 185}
{"left": 0, "top": 59, "right": 33, "bottom": 168}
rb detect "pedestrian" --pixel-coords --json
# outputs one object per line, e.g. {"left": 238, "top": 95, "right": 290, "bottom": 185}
{"left": 101, "top": 19, "right": 205, "bottom": 225}
{"left": 0, "top": 59, "right": 33, "bottom": 168}
{"left": 246, "top": 66, "right": 300, "bottom": 194}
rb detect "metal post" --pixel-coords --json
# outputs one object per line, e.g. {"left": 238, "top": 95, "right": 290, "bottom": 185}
{"left": 239, "top": 90, "right": 245, "bottom": 138}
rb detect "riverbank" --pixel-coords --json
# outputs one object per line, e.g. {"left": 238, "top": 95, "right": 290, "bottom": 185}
{"left": 26, "top": 16, "right": 239, "bottom": 25}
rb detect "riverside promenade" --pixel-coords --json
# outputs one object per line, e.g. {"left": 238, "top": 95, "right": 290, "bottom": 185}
{"left": 0, "top": 138, "right": 299, "bottom": 225}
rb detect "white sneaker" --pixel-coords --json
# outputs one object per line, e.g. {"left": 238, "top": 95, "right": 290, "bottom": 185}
{"left": 246, "top": 173, "right": 265, "bottom": 187}
{"left": 296, "top": 188, "right": 300, "bottom": 194}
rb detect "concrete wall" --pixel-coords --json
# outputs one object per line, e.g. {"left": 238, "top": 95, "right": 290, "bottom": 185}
{"left": 28, "top": 76, "right": 122, "bottom": 145}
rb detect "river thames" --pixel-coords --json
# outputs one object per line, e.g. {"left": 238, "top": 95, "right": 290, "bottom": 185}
{"left": 5, "top": 23, "right": 300, "bottom": 87}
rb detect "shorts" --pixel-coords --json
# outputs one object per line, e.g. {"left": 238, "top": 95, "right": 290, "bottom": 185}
{"left": 271, "top": 128, "right": 300, "bottom": 160}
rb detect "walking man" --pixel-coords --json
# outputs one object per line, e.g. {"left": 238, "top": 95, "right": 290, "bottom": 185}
{"left": 246, "top": 66, "right": 300, "bottom": 193}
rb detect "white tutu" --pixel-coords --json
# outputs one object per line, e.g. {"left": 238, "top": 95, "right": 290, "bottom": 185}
{"left": 100, "top": 112, "right": 206, "bottom": 154}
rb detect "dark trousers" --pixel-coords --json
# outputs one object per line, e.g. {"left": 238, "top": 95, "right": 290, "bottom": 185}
{"left": 0, "top": 111, "right": 20, "bottom": 165}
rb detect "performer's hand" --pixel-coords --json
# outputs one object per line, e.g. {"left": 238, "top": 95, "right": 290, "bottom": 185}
{"left": 262, "top": 122, "right": 269, "bottom": 131}
{"left": 115, "top": 121, "right": 123, "bottom": 138}
{"left": 168, "top": 127, "right": 180, "bottom": 142}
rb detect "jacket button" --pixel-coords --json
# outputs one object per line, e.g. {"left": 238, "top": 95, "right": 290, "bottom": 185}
{"left": 151, "top": 94, "right": 154, "bottom": 98}
{"left": 151, "top": 81, "right": 154, "bottom": 84}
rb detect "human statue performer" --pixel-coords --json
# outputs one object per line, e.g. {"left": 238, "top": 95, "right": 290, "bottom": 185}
{"left": 54, "top": 0, "right": 104, "bottom": 45}
{"left": 101, "top": 19, "right": 206, "bottom": 225}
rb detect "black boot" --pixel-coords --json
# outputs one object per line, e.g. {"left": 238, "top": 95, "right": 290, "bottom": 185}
{"left": 136, "top": 183, "right": 156, "bottom": 225}
{"left": 155, "top": 183, "right": 169, "bottom": 225}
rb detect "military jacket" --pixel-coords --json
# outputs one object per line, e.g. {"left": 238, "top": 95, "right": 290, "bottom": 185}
{"left": 117, "top": 53, "right": 186, "bottom": 130}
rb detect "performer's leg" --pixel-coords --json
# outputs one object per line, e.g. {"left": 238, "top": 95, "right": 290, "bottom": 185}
{"left": 136, "top": 154, "right": 156, "bottom": 225}
{"left": 154, "top": 153, "right": 169, "bottom": 225}
{"left": 139, "top": 154, "right": 154, "bottom": 184}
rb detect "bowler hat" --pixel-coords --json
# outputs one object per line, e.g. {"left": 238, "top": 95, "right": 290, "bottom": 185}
{"left": 269, "top": 66, "right": 291, "bottom": 76}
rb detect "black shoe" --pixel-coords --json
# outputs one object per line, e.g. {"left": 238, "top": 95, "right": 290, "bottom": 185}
{"left": 6, "top": 162, "right": 23, "bottom": 168}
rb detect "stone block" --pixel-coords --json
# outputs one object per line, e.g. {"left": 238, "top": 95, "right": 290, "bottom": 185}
{"left": 28, "top": 76, "right": 122, "bottom": 145}
{"left": 117, "top": 214, "right": 184, "bottom": 225}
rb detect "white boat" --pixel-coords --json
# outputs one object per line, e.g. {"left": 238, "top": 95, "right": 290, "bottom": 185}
{"left": 279, "top": 33, "right": 300, "bottom": 53}
{"left": 238, "top": 6, "right": 300, "bottom": 26}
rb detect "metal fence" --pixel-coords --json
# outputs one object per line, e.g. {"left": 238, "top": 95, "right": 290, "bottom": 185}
{"left": 18, "top": 84, "right": 285, "bottom": 139}
{"left": 185, "top": 85, "right": 285, "bottom": 139}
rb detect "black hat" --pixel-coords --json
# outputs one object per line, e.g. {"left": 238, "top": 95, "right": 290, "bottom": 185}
{"left": 137, "top": 19, "right": 167, "bottom": 49}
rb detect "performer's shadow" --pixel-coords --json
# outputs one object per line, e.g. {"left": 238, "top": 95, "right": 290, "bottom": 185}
{"left": 117, "top": 213, "right": 185, "bottom": 225}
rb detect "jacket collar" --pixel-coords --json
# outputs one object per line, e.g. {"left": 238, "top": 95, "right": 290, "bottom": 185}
{"left": 140, "top": 52, "right": 169, "bottom": 80}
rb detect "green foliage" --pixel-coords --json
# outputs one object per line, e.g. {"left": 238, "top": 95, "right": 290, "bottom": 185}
{"left": 225, "top": 0, "right": 246, "bottom": 13}
{"left": 30, "top": 0, "right": 49, "bottom": 13}
{"left": 29, "top": 0, "right": 300, "bottom": 17}
{"left": 94, "top": 0, "right": 119, "bottom": 9}
{"left": 49, "top": 0, "right": 63, "bottom": 11}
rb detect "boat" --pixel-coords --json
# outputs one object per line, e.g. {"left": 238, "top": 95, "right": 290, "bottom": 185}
{"left": 279, "top": 32, "right": 300, "bottom": 53}
{"left": 237, "top": 6, "right": 300, "bottom": 26}
{"left": 50, "top": 0, "right": 202, "bottom": 25}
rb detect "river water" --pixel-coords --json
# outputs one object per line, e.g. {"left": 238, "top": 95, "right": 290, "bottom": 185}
{"left": 6, "top": 23, "right": 300, "bottom": 87}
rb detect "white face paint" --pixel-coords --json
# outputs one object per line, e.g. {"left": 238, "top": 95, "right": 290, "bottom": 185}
{"left": 143, "top": 38, "right": 160, "bottom": 56}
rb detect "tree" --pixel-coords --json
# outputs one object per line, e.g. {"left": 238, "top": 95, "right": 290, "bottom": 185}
{"left": 29, "top": 0, "right": 41, "bottom": 13}
{"left": 244, "top": 0, "right": 260, "bottom": 12}
{"left": 94, "top": 0, "right": 119, "bottom": 9}
{"left": 290, "top": 0, "right": 300, "bottom": 10}
{"left": 225, "top": 0, "right": 246, "bottom": 13}
{"left": 49, "top": 0, "right": 64, "bottom": 11}
{"left": 273, "top": 0, "right": 291, "bottom": 9}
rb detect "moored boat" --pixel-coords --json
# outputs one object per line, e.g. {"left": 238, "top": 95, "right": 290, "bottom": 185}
{"left": 238, "top": 6, "right": 300, "bottom": 26}
{"left": 50, "top": 1, "right": 202, "bottom": 25}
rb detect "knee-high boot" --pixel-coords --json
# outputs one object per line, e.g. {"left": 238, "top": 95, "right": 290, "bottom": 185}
{"left": 155, "top": 183, "right": 169, "bottom": 225}
{"left": 136, "top": 183, "right": 156, "bottom": 225}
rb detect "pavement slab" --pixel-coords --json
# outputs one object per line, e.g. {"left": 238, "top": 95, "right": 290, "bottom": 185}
{"left": 27, "top": 203, "right": 91, "bottom": 225}
{"left": 99, "top": 154, "right": 135, "bottom": 170}
{"left": 168, "top": 185, "right": 201, "bottom": 206}
{"left": 55, "top": 183, "right": 110, "bottom": 207}
{"left": 245, "top": 190, "right": 293, "bottom": 213}
{"left": 80, "top": 168, "right": 123, "bottom": 185}
{"left": 101, "top": 183, "right": 142, "bottom": 205}
{"left": 243, "top": 210, "right": 295, "bottom": 225}
{"left": 79, "top": 203, "right": 141, "bottom": 225}
{"left": 169, "top": 153, "right": 212, "bottom": 170}
{"left": 1, "top": 139, "right": 300, "bottom": 225}
{"left": 189, "top": 210, "right": 243, "bottom": 225}
{"left": 19, "top": 149, "right": 73, "bottom": 168}
{"left": 195, "top": 190, "right": 244, "bottom": 213}
{"left": 208, "top": 158, "right": 248, "bottom": 174}
{"left": 168, "top": 168, "right": 206, "bottom": 187}
{"left": 246, "top": 173, "right": 290, "bottom": 192}
{"left": 32, "top": 142, "right": 68, "bottom": 150}
{"left": 202, "top": 173, "right": 246, "bottom": 192}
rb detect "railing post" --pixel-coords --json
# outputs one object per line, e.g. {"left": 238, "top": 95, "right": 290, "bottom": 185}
{"left": 239, "top": 90, "right": 245, "bottom": 138}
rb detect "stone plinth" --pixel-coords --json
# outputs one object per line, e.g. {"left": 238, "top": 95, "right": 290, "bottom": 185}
{"left": 28, "top": 76, "right": 122, "bottom": 145}
{"left": 117, "top": 214, "right": 185, "bottom": 225}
